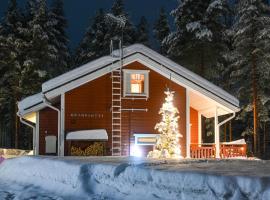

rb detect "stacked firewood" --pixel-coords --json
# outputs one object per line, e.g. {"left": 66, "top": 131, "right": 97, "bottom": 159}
{"left": 70, "top": 142, "right": 104, "bottom": 156}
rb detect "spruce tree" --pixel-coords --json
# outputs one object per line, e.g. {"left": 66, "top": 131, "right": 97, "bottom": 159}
{"left": 0, "top": 0, "right": 70, "bottom": 149}
{"left": 0, "top": 0, "right": 28, "bottom": 148}
{"left": 75, "top": 0, "right": 136, "bottom": 66}
{"left": 48, "top": 0, "right": 70, "bottom": 76}
{"left": 166, "top": 0, "right": 228, "bottom": 78}
{"left": 154, "top": 8, "right": 170, "bottom": 54}
{"left": 75, "top": 9, "right": 110, "bottom": 65}
{"left": 25, "top": 0, "right": 48, "bottom": 74}
{"left": 229, "top": 0, "right": 270, "bottom": 156}
{"left": 24, "top": 0, "right": 56, "bottom": 87}
{"left": 136, "top": 16, "right": 149, "bottom": 46}
{"left": 110, "top": 0, "right": 136, "bottom": 46}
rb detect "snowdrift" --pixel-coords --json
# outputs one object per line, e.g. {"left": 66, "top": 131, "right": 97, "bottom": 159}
{"left": 0, "top": 156, "right": 270, "bottom": 200}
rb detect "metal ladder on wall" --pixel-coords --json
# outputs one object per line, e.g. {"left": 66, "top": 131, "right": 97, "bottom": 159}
{"left": 111, "top": 40, "right": 122, "bottom": 156}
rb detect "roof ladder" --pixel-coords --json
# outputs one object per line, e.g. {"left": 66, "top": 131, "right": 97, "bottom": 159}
{"left": 111, "top": 39, "right": 122, "bottom": 156}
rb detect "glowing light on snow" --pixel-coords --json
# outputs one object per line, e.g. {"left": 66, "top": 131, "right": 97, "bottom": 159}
{"left": 131, "top": 145, "right": 143, "bottom": 157}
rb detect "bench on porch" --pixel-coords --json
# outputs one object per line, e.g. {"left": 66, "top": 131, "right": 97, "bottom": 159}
{"left": 190, "top": 143, "right": 247, "bottom": 159}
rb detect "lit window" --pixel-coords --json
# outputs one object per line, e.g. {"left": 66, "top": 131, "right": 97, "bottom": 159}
{"left": 130, "top": 74, "right": 145, "bottom": 93}
{"left": 123, "top": 70, "right": 149, "bottom": 97}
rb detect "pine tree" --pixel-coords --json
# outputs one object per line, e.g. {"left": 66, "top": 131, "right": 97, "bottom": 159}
{"left": 154, "top": 8, "right": 170, "bottom": 54}
{"left": 166, "top": 0, "right": 228, "bottom": 78}
{"left": 229, "top": 0, "right": 270, "bottom": 156}
{"left": 148, "top": 90, "right": 182, "bottom": 158}
{"left": 136, "top": 16, "right": 149, "bottom": 46}
{"left": 48, "top": 0, "right": 70, "bottom": 76}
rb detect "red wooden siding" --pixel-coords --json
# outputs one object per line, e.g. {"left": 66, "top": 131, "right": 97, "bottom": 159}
{"left": 39, "top": 107, "right": 58, "bottom": 155}
{"left": 38, "top": 61, "right": 187, "bottom": 157}
{"left": 190, "top": 107, "right": 198, "bottom": 144}
{"left": 65, "top": 74, "right": 112, "bottom": 155}
{"left": 122, "top": 62, "right": 187, "bottom": 157}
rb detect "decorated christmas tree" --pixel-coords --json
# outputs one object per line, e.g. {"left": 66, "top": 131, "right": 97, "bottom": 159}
{"left": 148, "top": 89, "right": 182, "bottom": 159}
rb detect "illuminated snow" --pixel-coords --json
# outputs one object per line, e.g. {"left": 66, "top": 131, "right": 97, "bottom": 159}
{"left": 0, "top": 156, "right": 270, "bottom": 199}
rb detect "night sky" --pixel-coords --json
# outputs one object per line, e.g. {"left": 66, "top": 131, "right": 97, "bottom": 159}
{"left": 0, "top": 0, "right": 177, "bottom": 50}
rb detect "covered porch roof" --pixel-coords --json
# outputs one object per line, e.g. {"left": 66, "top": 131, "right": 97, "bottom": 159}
{"left": 189, "top": 90, "right": 234, "bottom": 118}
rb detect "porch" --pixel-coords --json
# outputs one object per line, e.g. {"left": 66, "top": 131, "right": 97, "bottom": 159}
{"left": 187, "top": 90, "right": 245, "bottom": 159}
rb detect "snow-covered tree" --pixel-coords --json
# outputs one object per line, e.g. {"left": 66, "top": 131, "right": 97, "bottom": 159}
{"left": 24, "top": 0, "right": 52, "bottom": 85}
{"left": 229, "top": 0, "right": 270, "bottom": 155}
{"left": 0, "top": 0, "right": 26, "bottom": 148}
{"left": 0, "top": 0, "right": 69, "bottom": 149}
{"left": 148, "top": 90, "right": 182, "bottom": 159}
{"left": 110, "top": 0, "right": 136, "bottom": 45}
{"left": 166, "top": 0, "right": 228, "bottom": 77}
{"left": 48, "top": 0, "right": 71, "bottom": 76}
{"left": 154, "top": 7, "right": 170, "bottom": 54}
{"left": 136, "top": 16, "right": 149, "bottom": 46}
{"left": 75, "top": 0, "right": 136, "bottom": 66}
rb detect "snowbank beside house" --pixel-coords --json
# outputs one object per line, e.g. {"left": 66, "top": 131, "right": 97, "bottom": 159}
{"left": 0, "top": 148, "right": 33, "bottom": 159}
{"left": 0, "top": 156, "right": 270, "bottom": 200}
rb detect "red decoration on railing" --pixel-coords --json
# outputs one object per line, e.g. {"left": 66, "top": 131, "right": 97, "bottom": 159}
{"left": 220, "top": 144, "right": 247, "bottom": 158}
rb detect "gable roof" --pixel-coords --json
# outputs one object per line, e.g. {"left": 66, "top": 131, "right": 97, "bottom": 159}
{"left": 18, "top": 44, "right": 239, "bottom": 115}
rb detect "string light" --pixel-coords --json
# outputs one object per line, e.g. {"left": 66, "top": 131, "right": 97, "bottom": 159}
{"left": 148, "top": 89, "right": 182, "bottom": 159}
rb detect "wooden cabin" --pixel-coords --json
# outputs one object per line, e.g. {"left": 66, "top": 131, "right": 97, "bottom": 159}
{"left": 18, "top": 44, "right": 246, "bottom": 158}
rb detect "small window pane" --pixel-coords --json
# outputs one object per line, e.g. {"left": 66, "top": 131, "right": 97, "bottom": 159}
{"left": 130, "top": 74, "right": 144, "bottom": 94}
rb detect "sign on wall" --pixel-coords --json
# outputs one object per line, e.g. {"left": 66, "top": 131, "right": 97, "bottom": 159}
{"left": 69, "top": 113, "right": 104, "bottom": 119}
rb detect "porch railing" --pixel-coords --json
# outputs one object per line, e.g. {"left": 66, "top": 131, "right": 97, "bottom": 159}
{"left": 190, "top": 143, "right": 247, "bottom": 159}
{"left": 190, "top": 144, "right": 215, "bottom": 159}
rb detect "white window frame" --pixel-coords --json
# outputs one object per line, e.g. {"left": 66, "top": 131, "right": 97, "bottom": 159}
{"left": 123, "top": 69, "right": 150, "bottom": 97}
{"left": 134, "top": 134, "right": 159, "bottom": 146}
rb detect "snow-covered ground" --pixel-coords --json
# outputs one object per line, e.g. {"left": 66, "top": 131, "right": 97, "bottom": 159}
{"left": 0, "top": 156, "right": 270, "bottom": 200}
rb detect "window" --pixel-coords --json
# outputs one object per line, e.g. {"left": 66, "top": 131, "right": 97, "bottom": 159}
{"left": 123, "top": 70, "right": 149, "bottom": 97}
{"left": 130, "top": 73, "right": 144, "bottom": 93}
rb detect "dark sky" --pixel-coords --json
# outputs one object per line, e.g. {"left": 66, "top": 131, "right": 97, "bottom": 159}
{"left": 0, "top": 0, "right": 177, "bottom": 50}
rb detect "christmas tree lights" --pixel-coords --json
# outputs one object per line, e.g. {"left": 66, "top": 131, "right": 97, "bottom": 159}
{"left": 148, "top": 89, "right": 182, "bottom": 159}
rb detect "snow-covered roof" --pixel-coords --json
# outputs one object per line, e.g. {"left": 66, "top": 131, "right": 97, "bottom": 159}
{"left": 66, "top": 129, "right": 108, "bottom": 141}
{"left": 18, "top": 93, "right": 45, "bottom": 115}
{"left": 42, "top": 56, "right": 119, "bottom": 93}
{"left": 18, "top": 44, "right": 239, "bottom": 115}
